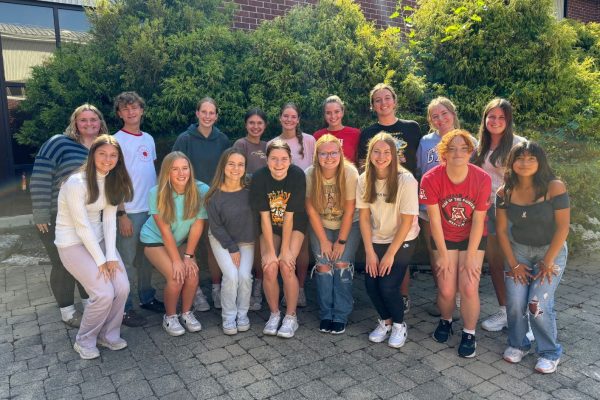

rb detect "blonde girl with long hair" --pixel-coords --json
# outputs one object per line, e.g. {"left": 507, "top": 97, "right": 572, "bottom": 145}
{"left": 357, "top": 132, "right": 420, "bottom": 348}
{"left": 140, "top": 152, "right": 208, "bottom": 336}
{"left": 305, "top": 135, "right": 360, "bottom": 334}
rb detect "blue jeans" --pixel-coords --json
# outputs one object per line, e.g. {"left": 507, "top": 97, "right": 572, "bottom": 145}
{"left": 208, "top": 234, "right": 254, "bottom": 324}
{"left": 116, "top": 212, "right": 156, "bottom": 311}
{"left": 505, "top": 241, "right": 568, "bottom": 361}
{"left": 309, "top": 221, "right": 360, "bottom": 323}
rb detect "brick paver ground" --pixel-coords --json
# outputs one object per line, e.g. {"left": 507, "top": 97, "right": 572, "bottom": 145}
{"left": 1, "top": 228, "right": 599, "bottom": 399}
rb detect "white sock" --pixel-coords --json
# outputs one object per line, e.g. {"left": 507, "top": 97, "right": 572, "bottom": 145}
{"left": 81, "top": 298, "right": 89, "bottom": 309}
{"left": 463, "top": 328, "right": 476, "bottom": 335}
{"left": 60, "top": 305, "right": 76, "bottom": 321}
{"left": 499, "top": 305, "right": 507, "bottom": 315}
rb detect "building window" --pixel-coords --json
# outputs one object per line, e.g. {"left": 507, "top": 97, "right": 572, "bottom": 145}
{"left": 0, "top": 2, "right": 56, "bottom": 83}
{"left": 59, "top": 8, "right": 91, "bottom": 43}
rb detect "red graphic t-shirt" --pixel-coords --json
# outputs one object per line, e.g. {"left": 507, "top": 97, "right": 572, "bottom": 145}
{"left": 419, "top": 164, "right": 491, "bottom": 242}
{"left": 313, "top": 126, "right": 360, "bottom": 164}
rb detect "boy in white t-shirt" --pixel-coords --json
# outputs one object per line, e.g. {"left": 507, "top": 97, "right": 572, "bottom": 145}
{"left": 113, "top": 92, "right": 164, "bottom": 327}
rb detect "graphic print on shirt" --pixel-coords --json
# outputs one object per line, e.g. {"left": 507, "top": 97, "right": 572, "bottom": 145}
{"left": 440, "top": 194, "right": 476, "bottom": 228}
{"left": 322, "top": 184, "right": 342, "bottom": 223}
{"left": 251, "top": 150, "right": 266, "bottom": 160}
{"left": 268, "top": 190, "right": 291, "bottom": 226}
{"left": 392, "top": 135, "right": 408, "bottom": 164}
{"left": 137, "top": 145, "right": 153, "bottom": 162}
{"left": 426, "top": 147, "right": 439, "bottom": 165}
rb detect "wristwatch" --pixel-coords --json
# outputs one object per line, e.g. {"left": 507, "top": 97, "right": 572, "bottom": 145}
{"left": 184, "top": 253, "right": 194, "bottom": 259}
{"left": 117, "top": 210, "right": 127, "bottom": 217}
{"left": 337, "top": 239, "right": 347, "bottom": 245}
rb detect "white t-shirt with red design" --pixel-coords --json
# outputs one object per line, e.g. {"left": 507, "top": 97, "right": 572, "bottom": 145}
{"left": 419, "top": 164, "right": 491, "bottom": 242}
{"left": 113, "top": 129, "right": 157, "bottom": 213}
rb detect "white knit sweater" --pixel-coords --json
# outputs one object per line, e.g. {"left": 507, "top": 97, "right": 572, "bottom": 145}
{"left": 54, "top": 171, "right": 118, "bottom": 266}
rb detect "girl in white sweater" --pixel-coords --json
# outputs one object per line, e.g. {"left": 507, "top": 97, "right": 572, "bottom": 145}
{"left": 55, "top": 135, "right": 133, "bottom": 360}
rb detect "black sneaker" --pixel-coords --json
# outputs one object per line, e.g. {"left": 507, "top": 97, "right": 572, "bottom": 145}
{"left": 122, "top": 310, "right": 146, "bottom": 327}
{"left": 319, "top": 319, "right": 332, "bottom": 333}
{"left": 140, "top": 299, "right": 165, "bottom": 313}
{"left": 330, "top": 321, "right": 346, "bottom": 335}
{"left": 458, "top": 331, "right": 477, "bottom": 358}
{"left": 433, "top": 319, "right": 453, "bottom": 343}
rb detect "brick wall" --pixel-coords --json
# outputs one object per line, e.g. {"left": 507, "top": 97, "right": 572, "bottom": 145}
{"left": 232, "top": 0, "right": 417, "bottom": 30}
{"left": 566, "top": 0, "right": 600, "bottom": 23}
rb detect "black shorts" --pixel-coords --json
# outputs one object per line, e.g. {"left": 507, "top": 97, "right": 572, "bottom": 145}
{"left": 142, "top": 241, "right": 187, "bottom": 248}
{"left": 258, "top": 212, "right": 308, "bottom": 236}
{"left": 430, "top": 236, "right": 487, "bottom": 251}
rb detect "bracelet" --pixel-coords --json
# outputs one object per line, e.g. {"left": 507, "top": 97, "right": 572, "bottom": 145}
{"left": 512, "top": 263, "right": 523, "bottom": 271}
{"left": 183, "top": 253, "right": 194, "bottom": 259}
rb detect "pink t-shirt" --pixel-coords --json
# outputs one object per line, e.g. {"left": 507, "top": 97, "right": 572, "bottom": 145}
{"left": 419, "top": 164, "right": 491, "bottom": 242}
{"left": 268, "top": 133, "right": 315, "bottom": 170}
{"left": 313, "top": 126, "right": 360, "bottom": 164}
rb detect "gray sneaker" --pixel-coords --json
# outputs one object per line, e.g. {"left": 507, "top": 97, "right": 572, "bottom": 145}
{"left": 163, "top": 315, "right": 185, "bottom": 336}
{"left": 97, "top": 337, "right": 128, "bottom": 351}
{"left": 73, "top": 342, "right": 100, "bottom": 360}
{"left": 212, "top": 286, "right": 222, "bottom": 309}
{"left": 223, "top": 319, "right": 238, "bottom": 335}
{"left": 64, "top": 310, "right": 83, "bottom": 328}
{"left": 297, "top": 288, "right": 307, "bottom": 308}
{"left": 194, "top": 288, "right": 210, "bottom": 312}
{"left": 249, "top": 280, "right": 263, "bottom": 311}
{"left": 263, "top": 312, "right": 281, "bottom": 336}
{"left": 277, "top": 314, "right": 299, "bottom": 338}
{"left": 180, "top": 311, "right": 202, "bottom": 332}
{"left": 237, "top": 315, "right": 250, "bottom": 332}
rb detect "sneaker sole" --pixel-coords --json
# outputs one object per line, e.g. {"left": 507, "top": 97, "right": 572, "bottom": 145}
{"left": 481, "top": 324, "right": 506, "bottom": 332}
{"left": 277, "top": 331, "right": 296, "bottom": 338}
{"left": 535, "top": 362, "right": 559, "bottom": 374}
{"left": 184, "top": 325, "right": 202, "bottom": 333}
{"left": 368, "top": 334, "right": 389, "bottom": 343}
{"left": 263, "top": 329, "right": 278, "bottom": 336}
{"left": 432, "top": 333, "right": 450, "bottom": 343}
{"left": 458, "top": 345, "right": 477, "bottom": 358}
{"left": 319, "top": 328, "right": 331, "bottom": 333}
{"left": 223, "top": 328, "right": 238, "bottom": 335}
{"left": 163, "top": 325, "right": 185, "bottom": 337}
{"left": 237, "top": 324, "right": 250, "bottom": 332}
{"left": 97, "top": 340, "right": 127, "bottom": 351}
{"left": 388, "top": 340, "right": 406, "bottom": 349}
{"left": 73, "top": 343, "right": 99, "bottom": 360}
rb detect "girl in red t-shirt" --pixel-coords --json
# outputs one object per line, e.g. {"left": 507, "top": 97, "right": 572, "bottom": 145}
{"left": 313, "top": 95, "right": 360, "bottom": 165}
{"left": 419, "top": 129, "right": 491, "bottom": 358}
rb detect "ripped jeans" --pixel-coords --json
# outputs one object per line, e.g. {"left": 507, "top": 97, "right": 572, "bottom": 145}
{"left": 309, "top": 222, "right": 360, "bottom": 323}
{"left": 505, "top": 241, "right": 568, "bottom": 361}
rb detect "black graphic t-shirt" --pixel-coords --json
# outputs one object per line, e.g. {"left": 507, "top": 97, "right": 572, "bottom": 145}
{"left": 250, "top": 164, "right": 306, "bottom": 234}
{"left": 358, "top": 119, "right": 422, "bottom": 174}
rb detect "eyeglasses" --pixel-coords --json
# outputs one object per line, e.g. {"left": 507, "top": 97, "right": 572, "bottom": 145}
{"left": 318, "top": 151, "right": 340, "bottom": 159}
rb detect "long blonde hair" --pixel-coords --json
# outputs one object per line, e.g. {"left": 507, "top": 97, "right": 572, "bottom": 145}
{"left": 64, "top": 104, "right": 109, "bottom": 142}
{"left": 156, "top": 151, "right": 200, "bottom": 224}
{"left": 363, "top": 132, "right": 407, "bottom": 203}
{"left": 309, "top": 135, "right": 352, "bottom": 213}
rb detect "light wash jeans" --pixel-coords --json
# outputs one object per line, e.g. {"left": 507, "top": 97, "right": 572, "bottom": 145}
{"left": 116, "top": 211, "right": 156, "bottom": 311}
{"left": 208, "top": 234, "right": 254, "bottom": 324}
{"left": 505, "top": 241, "right": 568, "bottom": 361}
{"left": 308, "top": 221, "right": 360, "bottom": 323}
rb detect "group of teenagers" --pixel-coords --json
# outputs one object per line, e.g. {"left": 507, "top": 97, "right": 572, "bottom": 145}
{"left": 30, "top": 83, "right": 570, "bottom": 375}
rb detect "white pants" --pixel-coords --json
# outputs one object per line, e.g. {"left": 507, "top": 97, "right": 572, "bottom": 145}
{"left": 208, "top": 234, "right": 254, "bottom": 323}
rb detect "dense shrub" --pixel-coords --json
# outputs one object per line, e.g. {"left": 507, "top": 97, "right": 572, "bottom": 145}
{"left": 411, "top": 0, "right": 600, "bottom": 138}
{"left": 15, "top": 0, "right": 424, "bottom": 148}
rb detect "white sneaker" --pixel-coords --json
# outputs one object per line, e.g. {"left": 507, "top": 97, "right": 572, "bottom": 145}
{"left": 388, "top": 322, "right": 408, "bottom": 348}
{"left": 223, "top": 320, "right": 238, "bottom": 335}
{"left": 263, "top": 312, "right": 281, "bottom": 336}
{"left": 249, "top": 280, "right": 263, "bottom": 311}
{"left": 163, "top": 314, "right": 185, "bottom": 336}
{"left": 369, "top": 319, "right": 391, "bottom": 343}
{"left": 180, "top": 311, "right": 202, "bottom": 332}
{"left": 503, "top": 346, "right": 529, "bottom": 363}
{"left": 96, "top": 337, "right": 128, "bottom": 351}
{"left": 212, "top": 285, "right": 222, "bottom": 309}
{"left": 481, "top": 309, "right": 507, "bottom": 332}
{"left": 297, "top": 288, "right": 307, "bottom": 307}
{"left": 237, "top": 315, "right": 250, "bottom": 332}
{"left": 73, "top": 342, "right": 100, "bottom": 360}
{"left": 277, "top": 314, "right": 299, "bottom": 338}
{"left": 535, "top": 357, "right": 560, "bottom": 374}
{"left": 194, "top": 288, "right": 210, "bottom": 312}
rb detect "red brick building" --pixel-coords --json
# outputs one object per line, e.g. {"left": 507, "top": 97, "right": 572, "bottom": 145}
{"left": 565, "top": 0, "right": 600, "bottom": 23}
{"left": 232, "top": 0, "right": 416, "bottom": 30}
